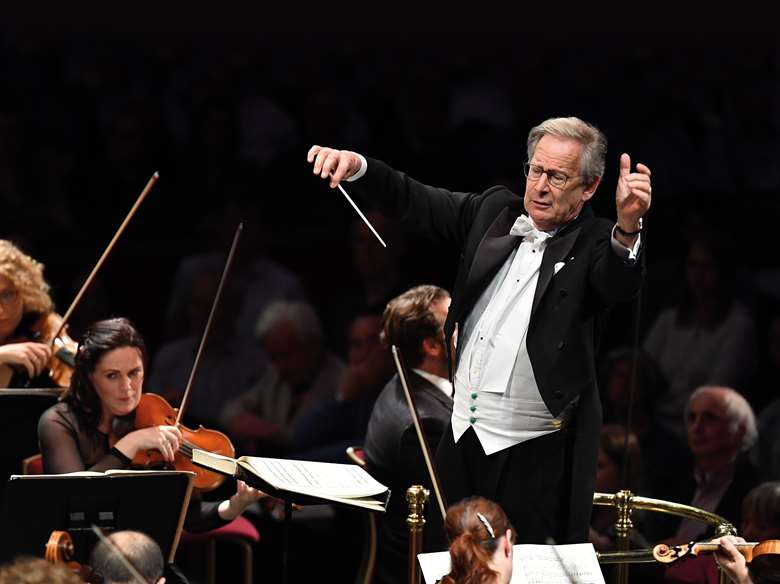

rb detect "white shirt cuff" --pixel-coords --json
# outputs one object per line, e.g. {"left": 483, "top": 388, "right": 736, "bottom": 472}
{"left": 345, "top": 153, "right": 367, "bottom": 182}
{"left": 610, "top": 225, "right": 642, "bottom": 262}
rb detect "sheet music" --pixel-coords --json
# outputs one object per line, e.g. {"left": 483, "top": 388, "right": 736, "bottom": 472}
{"left": 241, "top": 456, "right": 388, "bottom": 498}
{"left": 418, "top": 543, "right": 605, "bottom": 584}
{"left": 513, "top": 544, "right": 605, "bottom": 584}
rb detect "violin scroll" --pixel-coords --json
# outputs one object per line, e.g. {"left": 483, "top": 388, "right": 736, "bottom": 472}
{"left": 652, "top": 542, "right": 689, "bottom": 564}
{"left": 44, "top": 530, "right": 95, "bottom": 582}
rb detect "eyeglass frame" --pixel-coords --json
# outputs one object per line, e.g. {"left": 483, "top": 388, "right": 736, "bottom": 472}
{"left": 522, "top": 161, "right": 584, "bottom": 190}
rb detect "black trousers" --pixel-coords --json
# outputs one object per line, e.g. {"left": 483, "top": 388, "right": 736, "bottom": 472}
{"left": 429, "top": 424, "right": 574, "bottom": 549}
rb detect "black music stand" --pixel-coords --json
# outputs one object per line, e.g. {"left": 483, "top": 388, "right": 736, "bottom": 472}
{"left": 0, "top": 470, "right": 194, "bottom": 565}
{"left": 0, "top": 388, "right": 61, "bottom": 497}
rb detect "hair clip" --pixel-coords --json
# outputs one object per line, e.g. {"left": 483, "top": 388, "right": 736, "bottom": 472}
{"left": 476, "top": 512, "right": 495, "bottom": 539}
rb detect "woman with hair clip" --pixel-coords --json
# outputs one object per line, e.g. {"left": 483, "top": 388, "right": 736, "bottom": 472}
{"left": 439, "top": 496, "right": 515, "bottom": 584}
{"left": 37, "top": 317, "right": 264, "bottom": 533}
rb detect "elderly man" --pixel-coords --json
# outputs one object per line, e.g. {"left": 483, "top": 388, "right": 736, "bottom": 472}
{"left": 307, "top": 116, "right": 652, "bottom": 544}
{"left": 664, "top": 386, "right": 760, "bottom": 545}
{"left": 220, "top": 300, "right": 344, "bottom": 456}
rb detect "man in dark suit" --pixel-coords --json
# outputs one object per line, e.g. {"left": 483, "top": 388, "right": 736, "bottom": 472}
{"left": 308, "top": 116, "right": 652, "bottom": 545}
{"left": 363, "top": 284, "right": 453, "bottom": 584}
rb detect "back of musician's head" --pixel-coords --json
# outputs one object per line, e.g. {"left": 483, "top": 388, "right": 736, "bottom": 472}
{"left": 741, "top": 481, "right": 780, "bottom": 541}
{"left": 63, "top": 317, "right": 147, "bottom": 427}
{"left": 90, "top": 530, "right": 165, "bottom": 584}
{"left": 0, "top": 557, "right": 83, "bottom": 584}
{"left": 381, "top": 284, "right": 450, "bottom": 368}
{"left": 441, "top": 496, "right": 515, "bottom": 584}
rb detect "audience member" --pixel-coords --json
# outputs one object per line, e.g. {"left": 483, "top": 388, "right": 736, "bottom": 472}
{"left": 90, "top": 530, "right": 165, "bottom": 584}
{"left": 438, "top": 496, "right": 515, "bottom": 584}
{"left": 754, "top": 312, "right": 780, "bottom": 482}
{"left": 644, "top": 231, "right": 757, "bottom": 441}
{"left": 321, "top": 210, "right": 412, "bottom": 356}
{"left": 220, "top": 301, "right": 343, "bottom": 455}
{"left": 658, "top": 386, "right": 759, "bottom": 545}
{"left": 289, "top": 312, "right": 393, "bottom": 462}
{"left": 147, "top": 266, "right": 266, "bottom": 427}
{"left": 363, "top": 285, "right": 453, "bottom": 584}
{"left": 599, "top": 347, "right": 691, "bottom": 499}
{"left": 164, "top": 190, "right": 306, "bottom": 342}
{"left": 590, "top": 425, "right": 649, "bottom": 552}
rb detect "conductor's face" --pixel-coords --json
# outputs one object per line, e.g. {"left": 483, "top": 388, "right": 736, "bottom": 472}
{"left": 89, "top": 346, "right": 145, "bottom": 420}
{"left": 523, "top": 135, "right": 598, "bottom": 231}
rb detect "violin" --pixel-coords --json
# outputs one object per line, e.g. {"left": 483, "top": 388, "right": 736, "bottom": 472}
{"left": 0, "top": 312, "right": 77, "bottom": 388}
{"left": 654, "top": 539, "right": 780, "bottom": 580}
{"left": 127, "top": 392, "right": 235, "bottom": 491}
{"left": 45, "top": 530, "right": 97, "bottom": 583}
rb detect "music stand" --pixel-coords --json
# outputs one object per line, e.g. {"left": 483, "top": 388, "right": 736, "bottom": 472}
{"left": 0, "top": 470, "right": 194, "bottom": 565}
{"left": 0, "top": 388, "right": 61, "bottom": 496}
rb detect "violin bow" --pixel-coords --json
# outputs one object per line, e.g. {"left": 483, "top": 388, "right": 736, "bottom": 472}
{"left": 90, "top": 525, "right": 152, "bottom": 584}
{"left": 176, "top": 222, "right": 243, "bottom": 424}
{"left": 390, "top": 344, "right": 448, "bottom": 521}
{"left": 52, "top": 172, "right": 160, "bottom": 342}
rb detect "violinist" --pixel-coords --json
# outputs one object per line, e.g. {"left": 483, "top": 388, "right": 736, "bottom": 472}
{"left": 37, "top": 317, "right": 264, "bottom": 532}
{"left": 363, "top": 285, "right": 453, "bottom": 584}
{"left": 0, "top": 239, "right": 56, "bottom": 388}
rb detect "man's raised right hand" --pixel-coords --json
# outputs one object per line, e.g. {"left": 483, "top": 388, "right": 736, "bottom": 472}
{"left": 307, "top": 145, "right": 362, "bottom": 188}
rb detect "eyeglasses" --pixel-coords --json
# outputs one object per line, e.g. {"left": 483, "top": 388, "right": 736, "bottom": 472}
{"left": 523, "top": 162, "right": 581, "bottom": 190}
{"left": 0, "top": 288, "right": 19, "bottom": 306}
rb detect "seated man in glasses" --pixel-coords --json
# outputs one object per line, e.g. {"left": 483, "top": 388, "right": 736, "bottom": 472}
{"left": 307, "top": 116, "right": 652, "bottom": 546}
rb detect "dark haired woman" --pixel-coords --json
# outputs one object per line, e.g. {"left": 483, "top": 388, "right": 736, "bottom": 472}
{"left": 439, "top": 496, "right": 514, "bottom": 584}
{"left": 38, "top": 317, "right": 263, "bottom": 532}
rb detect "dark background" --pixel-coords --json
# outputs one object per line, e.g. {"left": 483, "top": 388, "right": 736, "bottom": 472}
{"left": 3, "top": 16, "right": 778, "bottom": 356}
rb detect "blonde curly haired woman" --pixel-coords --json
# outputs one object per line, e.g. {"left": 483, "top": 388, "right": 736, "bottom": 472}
{"left": 0, "top": 239, "right": 57, "bottom": 387}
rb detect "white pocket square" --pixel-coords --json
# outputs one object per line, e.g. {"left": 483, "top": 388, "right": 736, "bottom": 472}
{"left": 554, "top": 261, "right": 566, "bottom": 275}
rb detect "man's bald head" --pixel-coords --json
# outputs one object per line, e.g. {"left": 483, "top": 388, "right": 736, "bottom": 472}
{"left": 90, "top": 530, "right": 165, "bottom": 584}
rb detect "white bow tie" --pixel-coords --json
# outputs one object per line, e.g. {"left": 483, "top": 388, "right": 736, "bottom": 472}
{"left": 509, "top": 215, "right": 551, "bottom": 245}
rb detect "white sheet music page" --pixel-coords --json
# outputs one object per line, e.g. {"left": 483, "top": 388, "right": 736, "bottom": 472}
{"left": 418, "top": 543, "right": 605, "bottom": 584}
{"left": 513, "top": 544, "right": 605, "bottom": 584}
{"left": 242, "top": 456, "right": 388, "bottom": 498}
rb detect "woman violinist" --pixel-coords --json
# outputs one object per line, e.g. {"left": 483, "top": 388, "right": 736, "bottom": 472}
{"left": 0, "top": 239, "right": 59, "bottom": 388}
{"left": 37, "top": 317, "right": 264, "bottom": 531}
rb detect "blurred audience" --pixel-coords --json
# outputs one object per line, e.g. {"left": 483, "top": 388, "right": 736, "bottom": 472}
{"left": 220, "top": 300, "right": 343, "bottom": 456}
{"left": 644, "top": 230, "right": 757, "bottom": 442}
{"left": 289, "top": 312, "right": 393, "bottom": 462}
{"left": 590, "top": 425, "right": 650, "bottom": 552}
{"left": 147, "top": 266, "right": 267, "bottom": 427}
{"left": 321, "top": 210, "right": 412, "bottom": 356}
{"left": 599, "top": 347, "right": 691, "bottom": 499}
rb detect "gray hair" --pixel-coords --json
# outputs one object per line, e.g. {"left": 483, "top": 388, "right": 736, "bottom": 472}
{"left": 255, "top": 300, "right": 322, "bottom": 344}
{"left": 686, "top": 386, "right": 758, "bottom": 452}
{"left": 526, "top": 117, "right": 607, "bottom": 184}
